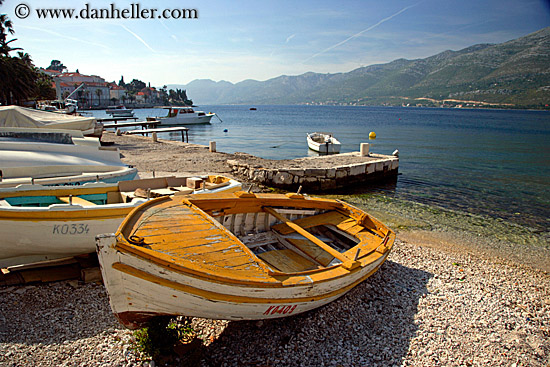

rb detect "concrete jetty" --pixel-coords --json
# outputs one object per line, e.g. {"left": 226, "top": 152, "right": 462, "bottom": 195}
{"left": 227, "top": 152, "right": 398, "bottom": 192}
{"left": 101, "top": 132, "right": 398, "bottom": 193}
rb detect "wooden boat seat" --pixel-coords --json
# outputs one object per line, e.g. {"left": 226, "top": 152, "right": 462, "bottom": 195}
{"left": 257, "top": 249, "right": 317, "bottom": 272}
{"left": 278, "top": 236, "right": 335, "bottom": 267}
{"left": 264, "top": 207, "right": 354, "bottom": 266}
{"left": 270, "top": 209, "right": 384, "bottom": 261}
{"left": 57, "top": 196, "right": 97, "bottom": 206}
{"left": 272, "top": 210, "right": 354, "bottom": 235}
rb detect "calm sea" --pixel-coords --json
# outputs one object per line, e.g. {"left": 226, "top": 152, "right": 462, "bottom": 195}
{"left": 91, "top": 106, "right": 550, "bottom": 234}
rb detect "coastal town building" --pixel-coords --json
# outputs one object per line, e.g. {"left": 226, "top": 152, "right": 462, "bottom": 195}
{"left": 109, "top": 84, "right": 128, "bottom": 104}
{"left": 37, "top": 68, "right": 169, "bottom": 108}
{"left": 55, "top": 72, "right": 110, "bottom": 108}
{"left": 39, "top": 69, "right": 128, "bottom": 108}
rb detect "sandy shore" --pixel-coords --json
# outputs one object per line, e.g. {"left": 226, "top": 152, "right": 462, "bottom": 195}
{"left": 0, "top": 133, "right": 548, "bottom": 366}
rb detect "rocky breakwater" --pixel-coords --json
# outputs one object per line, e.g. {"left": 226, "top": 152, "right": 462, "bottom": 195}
{"left": 228, "top": 152, "right": 399, "bottom": 192}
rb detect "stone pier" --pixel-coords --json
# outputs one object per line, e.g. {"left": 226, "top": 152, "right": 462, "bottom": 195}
{"left": 228, "top": 152, "right": 399, "bottom": 192}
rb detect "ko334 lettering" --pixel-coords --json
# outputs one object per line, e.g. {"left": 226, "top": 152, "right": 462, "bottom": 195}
{"left": 52, "top": 223, "right": 90, "bottom": 235}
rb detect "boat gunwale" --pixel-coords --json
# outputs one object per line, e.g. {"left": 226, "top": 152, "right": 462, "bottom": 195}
{"left": 113, "top": 193, "right": 395, "bottom": 287}
{"left": 0, "top": 176, "right": 240, "bottom": 219}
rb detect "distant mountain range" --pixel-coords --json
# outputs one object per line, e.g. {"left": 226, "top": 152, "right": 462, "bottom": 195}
{"left": 168, "top": 27, "right": 550, "bottom": 108}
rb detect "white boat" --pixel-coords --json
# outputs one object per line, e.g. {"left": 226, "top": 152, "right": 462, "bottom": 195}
{"left": 307, "top": 132, "right": 341, "bottom": 154}
{"left": 106, "top": 105, "right": 133, "bottom": 115}
{"left": 96, "top": 191, "right": 395, "bottom": 328}
{"left": 157, "top": 107, "right": 215, "bottom": 125}
{"left": 108, "top": 107, "right": 134, "bottom": 118}
{"left": 37, "top": 99, "right": 78, "bottom": 114}
{"left": 0, "top": 105, "right": 98, "bottom": 136}
{"left": 0, "top": 175, "right": 242, "bottom": 268}
{"left": 0, "top": 127, "right": 137, "bottom": 187}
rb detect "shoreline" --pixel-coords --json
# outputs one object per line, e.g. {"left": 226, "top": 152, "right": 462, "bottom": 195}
{"left": 104, "top": 131, "right": 549, "bottom": 273}
{"left": 1, "top": 239, "right": 547, "bottom": 366}
{"left": 1, "top": 132, "right": 548, "bottom": 366}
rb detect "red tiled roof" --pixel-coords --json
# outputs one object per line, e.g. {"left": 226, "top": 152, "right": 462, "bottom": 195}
{"left": 58, "top": 72, "right": 82, "bottom": 77}
{"left": 58, "top": 81, "right": 109, "bottom": 88}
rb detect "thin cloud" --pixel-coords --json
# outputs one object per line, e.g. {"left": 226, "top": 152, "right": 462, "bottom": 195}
{"left": 18, "top": 25, "right": 110, "bottom": 49}
{"left": 159, "top": 19, "right": 178, "bottom": 42}
{"left": 286, "top": 34, "right": 296, "bottom": 43}
{"left": 120, "top": 24, "right": 156, "bottom": 52}
{"left": 304, "top": 2, "right": 422, "bottom": 63}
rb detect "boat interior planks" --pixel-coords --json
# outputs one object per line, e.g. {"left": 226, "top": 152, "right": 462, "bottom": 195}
{"left": 257, "top": 249, "right": 318, "bottom": 273}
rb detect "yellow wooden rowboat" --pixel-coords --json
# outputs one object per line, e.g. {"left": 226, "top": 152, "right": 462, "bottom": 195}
{"left": 96, "top": 191, "right": 395, "bottom": 329}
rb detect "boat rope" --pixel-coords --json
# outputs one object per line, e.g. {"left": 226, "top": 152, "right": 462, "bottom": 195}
{"left": 128, "top": 235, "right": 146, "bottom": 246}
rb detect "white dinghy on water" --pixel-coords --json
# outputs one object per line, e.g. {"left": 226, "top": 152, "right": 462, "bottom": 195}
{"left": 307, "top": 132, "right": 341, "bottom": 154}
{"left": 0, "top": 127, "right": 138, "bottom": 188}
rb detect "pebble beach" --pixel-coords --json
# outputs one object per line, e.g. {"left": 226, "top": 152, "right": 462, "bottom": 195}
{"left": 1, "top": 132, "right": 548, "bottom": 366}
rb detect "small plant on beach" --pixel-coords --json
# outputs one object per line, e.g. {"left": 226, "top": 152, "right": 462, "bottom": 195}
{"left": 132, "top": 316, "right": 198, "bottom": 360}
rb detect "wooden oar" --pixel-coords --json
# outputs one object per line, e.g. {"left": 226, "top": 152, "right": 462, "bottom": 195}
{"left": 263, "top": 206, "right": 360, "bottom": 270}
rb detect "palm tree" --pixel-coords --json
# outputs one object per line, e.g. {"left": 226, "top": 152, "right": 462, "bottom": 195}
{"left": 0, "top": 56, "right": 37, "bottom": 104}
{"left": 0, "top": 12, "right": 22, "bottom": 56}
{"left": 0, "top": 12, "right": 15, "bottom": 42}
{"left": 17, "top": 51, "right": 33, "bottom": 66}
{"left": 95, "top": 89, "right": 102, "bottom": 107}
{"left": 84, "top": 90, "right": 90, "bottom": 108}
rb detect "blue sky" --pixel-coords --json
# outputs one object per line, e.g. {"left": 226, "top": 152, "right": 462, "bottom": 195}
{"left": 2, "top": 0, "right": 549, "bottom": 86}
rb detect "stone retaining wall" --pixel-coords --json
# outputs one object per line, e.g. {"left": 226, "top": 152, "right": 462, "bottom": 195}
{"left": 228, "top": 154, "right": 399, "bottom": 192}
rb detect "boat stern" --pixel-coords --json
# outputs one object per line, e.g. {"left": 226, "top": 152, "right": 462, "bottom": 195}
{"left": 96, "top": 233, "right": 133, "bottom": 323}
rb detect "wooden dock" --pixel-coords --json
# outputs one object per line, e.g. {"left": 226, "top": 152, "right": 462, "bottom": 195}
{"left": 103, "top": 120, "right": 159, "bottom": 130}
{"left": 124, "top": 126, "right": 189, "bottom": 142}
{"left": 97, "top": 116, "right": 139, "bottom": 123}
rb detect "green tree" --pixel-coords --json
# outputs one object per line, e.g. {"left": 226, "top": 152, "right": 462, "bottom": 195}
{"left": 17, "top": 51, "right": 32, "bottom": 66}
{"left": 127, "top": 79, "right": 146, "bottom": 93}
{"left": 0, "top": 12, "right": 22, "bottom": 56}
{"left": 0, "top": 3, "right": 54, "bottom": 104}
{"left": 34, "top": 73, "right": 56, "bottom": 100}
{"left": 47, "top": 59, "right": 67, "bottom": 72}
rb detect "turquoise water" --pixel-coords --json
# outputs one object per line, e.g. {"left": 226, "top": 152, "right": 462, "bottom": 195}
{"left": 91, "top": 106, "right": 550, "bottom": 234}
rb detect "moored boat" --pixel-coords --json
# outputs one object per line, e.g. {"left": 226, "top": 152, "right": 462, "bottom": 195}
{"left": 307, "top": 132, "right": 341, "bottom": 153}
{"left": 96, "top": 191, "right": 395, "bottom": 328}
{"left": 157, "top": 107, "right": 215, "bottom": 125}
{"left": 106, "top": 105, "right": 133, "bottom": 115}
{"left": 37, "top": 99, "right": 78, "bottom": 114}
{"left": 0, "top": 175, "right": 241, "bottom": 268}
